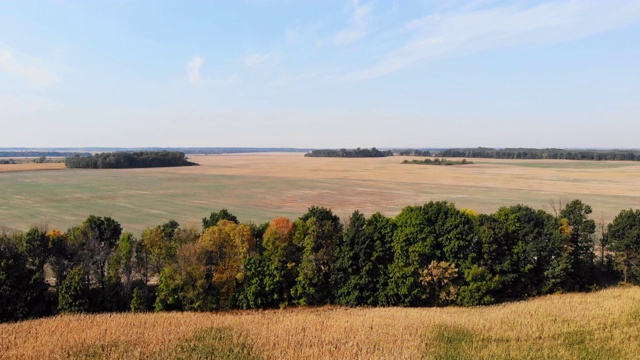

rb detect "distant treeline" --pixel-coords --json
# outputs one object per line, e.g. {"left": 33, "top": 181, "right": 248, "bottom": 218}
{"left": 0, "top": 151, "right": 91, "bottom": 158}
{"left": 440, "top": 148, "right": 640, "bottom": 161}
{"left": 1, "top": 147, "right": 311, "bottom": 155}
{"left": 396, "top": 149, "right": 432, "bottom": 156}
{"left": 3, "top": 200, "right": 639, "bottom": 323}
{"left": 402, "top": 158, "right": 472, "bottom": 165}
{"left": 305, "top": 147, "right": 393, "bottom": 158}
{"left": 65, "top": 151, "right": 196, "bottom": 169}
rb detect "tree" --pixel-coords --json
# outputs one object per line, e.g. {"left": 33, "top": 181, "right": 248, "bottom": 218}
{"left": 141, "top": 226, "right": 176, "bottom": 277}
{"left": 106, "top": 232, "right": 136, "bottom": 309}
{"left": 202, "top": 209, "right": 239, "bottom": 230}
{"left": 47, "top": 229, "right": 71, "bottom": 295}
{"left": 334, "top": 211, "right": 368, "bottom": 306}
{"left": 608, "top": 209, "right": 640, "bottom": 283}
{"left": 0, "top": 233, "right": 49, "bottom": 322}
{"left": 23, "top": 227, "right": 50, "bottom": 271}
{"left": 159, "top": 220, "right": 255, "bottom": 311}
{"left": 58, "top": 266, "right": 90, "bottom": 313}
{"left": 256, "top": 217, "right": 298, "bottom": 307}
{"left": 559, "top": 200, "right": 596, "bottom": 289}
{"left": 457, "top": 265, "right": 501, "bottom": 306}
{"left": 291, "top": 206, "right": 343, "bottom": 305}
{"left": 78, "top": 216, "right": 123, "bottom": 292}
{"left": 387, "top": 202, "right": 475, "bottom": 306}
{"left": 477, "top": 205, "right": 569, "bottom": 299}
{"left": 335, "top": 211, "right": 395, "bottom": 306}
{"left": 420, "top": 261, "right": 459, "bottom": 307}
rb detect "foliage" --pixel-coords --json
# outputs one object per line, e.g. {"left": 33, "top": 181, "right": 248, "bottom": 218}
{"left": 202, "top": 208, "right": 239, "bottom": 230}
{"left": 334, "top": 211, "right": 395, "bottom": 306}
{"left": 2, "top": 199, "right": 637, "bottom": 322}
{"left": 386, "top": 201, "right": 475, "bottom": 306}
{"left": 440, "top": 147, "right": 640, "bottom": 161}
{"left": 58, "top": 266, "right": 90, "bottom": 313}
{"left": 237, "top": 217, "right": 298, "bottom": 309}
{"left": 402, "top": 158, "right": 473, "bottom": 165}
{"left": 559, "top": 199, "right": 596, "bottom": 290}
{"left": 396, "top": 149, "right": 432, "bottom": 156}
{"left": 65, "top": 151, "right": 196, "bottom": 169}
{"left": 304, "top": 147, "right": 393, "bottom": 158}
{"left": 608, "top": 209, "right": 640, "bottom": 283}
{"left": 420, "top": 261, "right": 459, "bottom": 307}
{"left": 291, "top": 206, "right": 343, "bottom": 305}
{"left": 0, "top": 233, "right": 49, "bottom": 322}
{"left": 457, "top": 265, "right": 501, "bottom": 306}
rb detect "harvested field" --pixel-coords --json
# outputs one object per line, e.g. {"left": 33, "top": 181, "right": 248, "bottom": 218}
{"left": 1, "top": 286, "right": 639, "bottom": 359}
{"left": 0, "top": 163, "right": 66, "bottom": 173}
{"left": 1, "top": 153, "right": 639, "bottom": 233}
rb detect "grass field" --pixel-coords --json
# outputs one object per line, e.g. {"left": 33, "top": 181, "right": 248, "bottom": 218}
{"left": 1, "top": 153, "right": 639, "bottom": 233}
{"left": 1, "top": 286, "right": 639, "bottom": 359}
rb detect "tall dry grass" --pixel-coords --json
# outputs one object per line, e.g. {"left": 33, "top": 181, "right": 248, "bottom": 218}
{"left": 1, "top": 286, "right": 639, "bottom": 359}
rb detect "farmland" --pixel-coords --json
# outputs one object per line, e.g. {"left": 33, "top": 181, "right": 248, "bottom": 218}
{"left": 1, "top": 153, "right": 639, "bottom": 233}
{"left": 1, "top": 285, "right": 639, "bottom": 359}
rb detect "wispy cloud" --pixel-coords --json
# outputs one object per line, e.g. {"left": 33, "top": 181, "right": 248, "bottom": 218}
{"left": 186, "top": 56, "right": 205, "bottom": 84}
{"left": 331, "top": 0, "right": 374, "bottom": 46}
{"left": 343, "top": 0, "right": 640, "bottom": 80}
{"left": 242, "top": 52, "right": 281, "bottom": 67}
{"left": 0, "top": 47, "right": 60, "bottom": 87}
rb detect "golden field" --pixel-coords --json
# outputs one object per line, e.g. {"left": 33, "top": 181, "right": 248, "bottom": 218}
{"left": 0, "top": 162, "right": 66, "bottom": 173}
{"left": 1, "top": 153, "right": 639, "bottom": 233}
{"left": 1, "top": 286, "right": 639, "bottom": 359}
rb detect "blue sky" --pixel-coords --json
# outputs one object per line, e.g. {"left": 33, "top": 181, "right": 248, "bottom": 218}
{"left": 1, "top": 0, "right": 639, "bottom": 148}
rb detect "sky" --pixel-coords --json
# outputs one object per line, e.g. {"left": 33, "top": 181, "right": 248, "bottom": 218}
{"left": 1, "top": 0, "right": 639, "bottom": 149}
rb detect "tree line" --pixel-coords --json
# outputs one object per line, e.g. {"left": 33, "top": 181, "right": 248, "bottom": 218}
{"left": 2, "top": 201, "right": 639, "bottom": 322}
{"left": 0, "top": 151, "right": 92, "bottom": 158}
{"left": 440, "top": 148, "right": 640, "bottom": 161}
{"left": 64, "top": 151, "right": 197, "bottom": 169}
{"left": 305, "top": 147, "right": 393, "bottom": 158}
{"left": 396, "top": 149, "right": 432, "bottom": 157}
{"left": 402, "top": 158, "right": 472, "bottom": 166}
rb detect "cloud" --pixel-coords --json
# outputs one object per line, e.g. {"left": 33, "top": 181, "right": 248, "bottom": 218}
{"left": 343, "top": 0, "right": 640, "bottom": 80}
{"left": 331, "top": 0, "right": 374, "bottom": 46}
{"left": 186, "top": 56, "right": 205, "bottom": 84}
{"left": 242, "top": 52, "right": 281, "bottom": 67}
{"left": 0, "top": 48, "right": 60, "bottom": 87}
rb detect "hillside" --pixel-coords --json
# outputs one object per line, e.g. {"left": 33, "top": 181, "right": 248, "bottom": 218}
{"left": 1, "top": 286, "right": 639, "bottom": 360}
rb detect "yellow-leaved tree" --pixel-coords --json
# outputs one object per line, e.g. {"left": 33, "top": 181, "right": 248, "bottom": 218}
{"left": 198, "top": 220, "right": 255, "bottom": 309}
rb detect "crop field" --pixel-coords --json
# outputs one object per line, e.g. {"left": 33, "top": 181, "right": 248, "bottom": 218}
{"left": 1, "top": 153, "right": 640, "bottom": 233}
{"left": 0, "top": 162, "right": 66, "bottom": 173}
{"left": 1, "top": 286, "right": 639, "bottom": 359}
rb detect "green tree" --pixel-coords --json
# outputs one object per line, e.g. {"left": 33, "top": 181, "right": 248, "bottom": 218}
{"left": 559, "top": 200, "right": 596, "bottom": 289}
{"left": 457, "top": 265, "right": 501, "bottom": 306}
{"left": 47, "top": 229, "right": 73, "bottom": 295}
{"left": 387, "top": 202, "right": 475, "bottom": 306}
{"left": 141, "top": 226, "right": 177, "bottom": 278}
{"left": 335, "top": 211, "right": 395, "bottom": 306}
{"left": 202, "top": 209, "right": 239, "bottom": 230}
{"left": 607, "top": 209, "right": 640, "bottom": 283}
{"left": 291, "top": 206, "right": 343, "bottom": 305}
{"left": 106, "top": 232, "right": 136, "bottom": 310}
{"left": 0, "top": 233, "right": 48, "bottom": 322}
{"left": 58, "top": 266, "right": 90, "bottom": 313}
{"left": 478, "top": 205, "right": 569, "bottom": 299}
{"left": 72, "top": 216, "right": 122, "bottom": 293}
{"left": 237, "top": 217, "right": 298, "bottom": 309}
